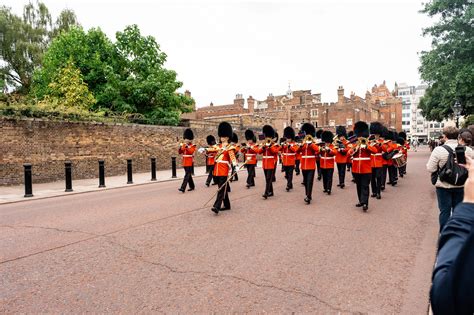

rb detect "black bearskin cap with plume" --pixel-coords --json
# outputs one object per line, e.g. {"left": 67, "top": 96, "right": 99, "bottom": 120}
{"left": 322, "top": 130, "right": 334, "bottom": 143}
{"left": 354, "top": 121, "right": 369, "bottom": 138}
{"left": 370, "top": 122, "right": 384, "bottom": 136}
{"left": 183, "top": 128, "right": 194, "bottom": 140}
{"left": 231, "top": 133, "right": 238, "bottom": 143}
{"left": 206, "top": 135, "right": 216, "bottom": 146}
{"left": 283, "top": 127, "right": 296, "bottom": 140}
{"left": 245, "top": 129, "right": 255, "bottom": 141}
{"left": 262, "top": 125, "right": 275, "bottom": 138}
{"left": 301, "top": 123, "right": 316, "bottom": 137}
{"left": 218, "top": 121, "right": 233, "bottom": 138}
{"left": 336, "top": 125, "right": 347, "bottom": 137}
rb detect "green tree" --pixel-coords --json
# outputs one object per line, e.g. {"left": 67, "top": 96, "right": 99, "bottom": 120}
{"left": 0, "top": 1, "right": 79, "bottom": 93}
{"left": 418, "top": 0, "right": 474, "bottom": 121}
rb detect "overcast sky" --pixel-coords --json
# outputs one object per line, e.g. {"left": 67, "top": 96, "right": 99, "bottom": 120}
{"left": 5, "top": 0, "right": 433, "bottom": 107}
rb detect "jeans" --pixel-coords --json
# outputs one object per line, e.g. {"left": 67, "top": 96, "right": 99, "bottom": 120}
{"left": 436, "top": 187, "right": 464, "bottom": 232}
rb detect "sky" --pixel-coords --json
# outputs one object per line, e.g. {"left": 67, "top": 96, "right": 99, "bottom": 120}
{"left": 5, "top": 0, "right": 433, "bottom": 107}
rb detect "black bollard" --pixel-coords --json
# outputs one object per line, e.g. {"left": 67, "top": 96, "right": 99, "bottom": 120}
{"left": 65, "top": 161, "right": 73, "bottom": 192}
{"left": 151, "top": 157, "right": 157, "bottom": 181}
{"left": 23, "top": 163, "right": 33, "bottom": 197}
{"left": 127, "top": 159, "right": 133, "bottom": 184}
{"left": 171, "top": 157, "right": 177, "bottom": 178}
{"left": 98, "top": 160, "right": 106, "bottom": 188}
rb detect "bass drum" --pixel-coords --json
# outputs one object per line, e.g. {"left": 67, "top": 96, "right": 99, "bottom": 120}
{"left": 392, "top": 153, "right": 407, "bottom": 167}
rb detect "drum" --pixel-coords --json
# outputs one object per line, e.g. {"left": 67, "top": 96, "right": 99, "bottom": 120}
{"left": 392, "top": 153, "right": 407, "bottom": 167}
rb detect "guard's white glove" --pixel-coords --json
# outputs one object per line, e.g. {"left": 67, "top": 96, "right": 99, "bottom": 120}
{"left": 198, "top": 147, "right": 206, "bottom": 154}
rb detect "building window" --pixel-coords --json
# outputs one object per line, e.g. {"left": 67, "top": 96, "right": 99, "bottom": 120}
{"left": 329, "top": 120, "right": 335, "bottom": 127}
{"left": 391, "top": 113, "right": 395, "bottom": 119}
{"left": 346, "top": 118, "right": 353, "bottom": 126}
{"left": 311, "top": 109, "right": 318, "bottom": 118}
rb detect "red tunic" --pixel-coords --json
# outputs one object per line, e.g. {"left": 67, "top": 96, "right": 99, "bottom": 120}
{"left": 178, "top": 144, "right": 196, "bottom": 167}
{"left": 212, "top": 144, "right": 237, "bottom": 176}
{"left": 370, "top": 139, "right": 384, "bottom": 168}
{"left": 319, "top": 144, "right": 338, "bottom": 169}
{"left": 335, "top": 139, "right": 350, "bottom": 164}
{"left": 241, "top": 145, "right": 258, "bottom": 165}
{"left": 350, "top": 144, "right": 378, "bottom": 174}
{"left": 381, "top": 141, "right": 393, "bottom": 166}
{"left": 254, "top": 144, "right": 280, "bottom": 169}
{"left": 299, "top": 143, "right": 320, "bottom": 170}
{"left": 281, "top": 142, "right": 299, "bottom": 166}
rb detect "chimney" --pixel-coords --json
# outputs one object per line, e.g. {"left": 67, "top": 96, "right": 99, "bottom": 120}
{"left": 247, "top": 96, "right": 255, "bottom": 113}
{"left": 234, "top": 93, "right": 244, "bottom": 107}
{"left": 337, "top": 86, "right": 344, "bottom": 104}
{"left": 210, "top": 102, "right": 213, "bottom": 107}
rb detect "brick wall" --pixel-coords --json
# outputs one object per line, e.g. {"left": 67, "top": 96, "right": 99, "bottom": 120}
{"left": 0, "top": 118, "right": 243, "bottom": 186}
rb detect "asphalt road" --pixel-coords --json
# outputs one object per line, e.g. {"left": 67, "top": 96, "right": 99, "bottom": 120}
{"left": 0, "top": 148, "right": 439, "bottom": 313}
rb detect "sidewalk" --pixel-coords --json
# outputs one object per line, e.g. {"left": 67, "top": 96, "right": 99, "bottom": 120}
{"left": 0, "top": 166, "right": 209, "bottom": 205}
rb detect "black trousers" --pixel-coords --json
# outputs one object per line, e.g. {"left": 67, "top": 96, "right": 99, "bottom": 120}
{"left": 347, "top": 163, "right": 352, "bottom": 172}
{"left": 381, "top": 165, "right": 388, "bottom": 188}
{"left": 213, "top": 176, "right": 230, "bottom": 209}
{"left": 371, "top": 167, "right": 382, "bottom": 196}
{"left": 388, "top": 165, "right": 398, "bottom": 183}
{"left": 264, "top": 169, "right": 274, "bottom": 195}
{"left": 206, "top": 165, "right": 215, "bottom": 185}
{"left": 180, "top": 166, "right": 194, "bottom": 190}
{"left": 302, "top": 169, "right": 315, "bottom": 199}
{"left": 353, "top": 173, "right": 371, "bottom": 205}
{"left": 285, "top": 165, "right": 294, "bottom": 189}
{"left": 295, "top": 160, "right": 300, "bottom": 175}
{"left": 399, "top": 164, "right": 406, "bottom": 176}
{"left": 231, "top": 165, "right": 239, "bottom": 181}
{"left": 246, "top": 164, "right": 256, "bottom": 186}
{"left": 316, "top": 160, "right": 322, "bottom": 178}
{"left": 321, "top": 168, "right": 334, "bottom": 192}
{"left": 336, "top": 163, "right": 346, "bottom": 185}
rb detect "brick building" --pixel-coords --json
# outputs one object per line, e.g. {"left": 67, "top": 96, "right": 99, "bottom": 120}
{"left": 181, "top": 82, "right": 402, "bottom": 135}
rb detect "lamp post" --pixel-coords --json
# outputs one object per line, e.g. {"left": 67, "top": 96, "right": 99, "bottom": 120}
{"left": 452, "top": 100, "right": 462, "bottom": 128}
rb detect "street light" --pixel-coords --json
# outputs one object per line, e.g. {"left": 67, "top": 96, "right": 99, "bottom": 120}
{"left": 452, "top": 100, "right": 462, "bottom": 128}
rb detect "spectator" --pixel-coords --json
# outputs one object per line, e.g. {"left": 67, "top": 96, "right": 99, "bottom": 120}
{"left": 458, "top": 128, "right": 472, "bottom": 147}
{"left": 430, "top": 156, "right": 474, "bottom": 314}
{"left": 426, "top": 126, "right": 473, "bottom": 232}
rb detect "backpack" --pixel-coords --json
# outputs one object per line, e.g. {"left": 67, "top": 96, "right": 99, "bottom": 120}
{"left": 437, "top": 145, "right": 468, "bottom": 186}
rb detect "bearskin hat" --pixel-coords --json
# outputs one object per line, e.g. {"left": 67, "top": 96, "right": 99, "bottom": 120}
{"left": 218, "top": 121, "right": 233, "bottom": 138}
{"left": 183, "top": 128, "right": 194, "bottom": 140}
{"left": 206, "top": 135, "right": 216, "bottom": 146}
{"left": 262, "top": 125, "right": 275, "bottom": 138}
{"left": 316, "top": 129, "right": 323, "bottom": 139}
{"left": 396, "top": 137, "right": 405, "bottom": 145}
{"left": 231, "top": 132, "right": 238, "bottom": 143}
{"left": 354, "top": 121, "right": 369, "bottom": 138}
{"left": 336, "top": 125, "right": 347, "bottom": 137}
{"left": 322, "top": 130, "right": 334, "bottom": 143}
{"left": 300, "top": 123, "right": 316, "bottom": 137}
{"left": 348, "top": 130, "right": 354, "bottom": 138}
{"left": 284, "top": 126, "right": 295, "bottom": 140}
{"left": 370, "top": 122, "right": 384, "bottom": 136}
{"left": 398, "top": 131, "right": 407, "bottom": 140}
{"left": 384, "top": 129, "right": 394, "bottom": 140}
{"left": 245, "top": 129, "right": 255, "bottom": 141}
{"left": 252, "top": 136, "right": 257, "bottom": 143}
{"left": 274, "top": 131, "right": 279, "bottom": 141}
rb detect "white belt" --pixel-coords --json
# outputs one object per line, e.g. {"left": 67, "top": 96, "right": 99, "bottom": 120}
{"left": 321, "top": 156, "right": 334, "bottom": 159}
{"left": 246, "top": 154, "right": 256, "bottom": 156}
{"left": 371, "top": 153, "right": 382, "bottom": 156}
{"left": 216, "top": 160, "right": 230, "bottom": 165}
{"left": 282, "top": 153, "right": 296, "bottom": 156}
{"left": 353, "top": 157, "right": 371, "bottom": 161}
{"left": 183, "top": 155, "right": 193, "bottom": 157}
{"left": 262, "top": 156, "right": 275, "bottom": 159}
{"left": 302, "top": 156, "right": 316, "bottom": 158}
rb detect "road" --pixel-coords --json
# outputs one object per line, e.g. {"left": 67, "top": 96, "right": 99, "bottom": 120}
{"left": 0, "top": 148, "right": 438, "bottom": 313}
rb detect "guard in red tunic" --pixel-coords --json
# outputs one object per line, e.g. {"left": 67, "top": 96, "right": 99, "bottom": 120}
{"left": 315, "top": 129, "right": 323, "bottom": 181}
{"left": 369, "top": 122, "right": 385, "bottom": 199}
{"left": 349, "top": 121, "right": 378, "bottom": 211}
{"left": 299, "top": 123, "right": 320, "bottom": 204}
{"left": 178, "top": 128, "right": 196, "bottom": 193}
{"left": 335, "top": 126, "right": 350, "bottom": 189}
{"left": 241, "top": 129, "right": 257, "bottom": 188}
{"left": 319, "top": 130, "right": 338, "bottom": 195}
{"left": 253, "top": 125, "right": 280, "bottom": 199}
{"left": 230, "top": 133, "right": 240, "bottom": 182}
{"left": 210, "top": 122, "right": 237, "bottom": 214}
{"left": 204, "top": 135, "right": 217, "bottom": 187}
{"left": 380, "top": 127, "right": 391, "bottom": 191}
{"left": 281, "top": 126, "right": 298, "bottom": 191}
{"left": 398, "top": 131, "right": 409, "bottom": 177}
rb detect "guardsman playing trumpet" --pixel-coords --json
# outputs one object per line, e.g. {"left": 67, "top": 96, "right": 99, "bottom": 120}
{"left": 210, "top": 122, "right": 238, "bottom": 214}
{"left": 241, "top": 129, "right": 257, "bottom": 188}
{"left": 349, "top": 121, "right": 378, "bottom": 212}
{"left": 369, "top": 122, "right": 385, "bottom": 199}
{"left": 253, "top": 125, "right": 280, "bottom": 199}
{"left": 320, "top": 130, "right": 338, "bottom": 195}
{"left": 335, "top": 126, "right": 350, "bottom": 189}
{"left": 299, "top": 123, "right": 320, "bottom": 204}
{"left": 281, "top": 126, "right": 299, "bottom": 191}
{"left": 178, "top": 128, "right": 196, "bottom": 193}
{"left": 204, "top": 135, "right": 217, "bottom": 187}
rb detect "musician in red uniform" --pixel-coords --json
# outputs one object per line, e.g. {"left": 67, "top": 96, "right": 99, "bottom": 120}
{"left": 380, "top": 127, "right": 390, "bottom": 191}
{"left": 281, "top": 126, "right": 298, "bottom": 191}
{"left": 398, "top": 131, "right": 409, "bottom": 177}
{"left": 178, "top": 128, "right": 196, "bottom": 193}
{"left": 210, "top": 122, "right": 238, "bottom": 214}
{"left": 350, "top": 121, "right": 378, "bottom": 211}
{"left": 319, "top": 130, "right": 338, "bottom": 195}
{"left": 369, "top": 122, "right": 385, "bottom": 199}
{"left": 388, "top": 131, "right": 400, "bottom": 186}
{"left": 253, "top": 125, "right": 280, "bottom": 199}
{"left": 230, "top": 133, "right": 240, "bottom": 182}
{"left": 335, "top": 126, "right": 350, "bottom": 189}
{"left": 315, "top": 129, "right": 323, "bottom": 181}
{"left": 295, "top": 139, "right": 302, "bottom": 176}
{"left": 299, "top": 123, "right": 320, "bottom": 204}
{"left": 204, "top": 135, "right": 217, "bottom": 187}
{"left": 242, "top": 129, "right": 257, "bottom": 188}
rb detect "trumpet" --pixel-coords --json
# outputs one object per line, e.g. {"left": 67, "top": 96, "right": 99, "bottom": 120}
{"left": 303, "top": 134, "right": 315, "bottom": 143}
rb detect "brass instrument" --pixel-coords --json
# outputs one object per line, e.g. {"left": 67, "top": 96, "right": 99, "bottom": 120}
{"left": 257, "top": 138, "right": 275, "bottom": 148}
{"left": 303, "top": 134, "right": 314, "bottom": 143}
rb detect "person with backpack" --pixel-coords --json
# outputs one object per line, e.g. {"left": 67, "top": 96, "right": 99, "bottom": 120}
{"left": 426, "top": 126, "right": 473, "bottom": 232}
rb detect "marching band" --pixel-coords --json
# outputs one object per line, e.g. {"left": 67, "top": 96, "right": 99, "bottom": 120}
{"left": 179, "top": 120, "right": 410, "bottom": 215}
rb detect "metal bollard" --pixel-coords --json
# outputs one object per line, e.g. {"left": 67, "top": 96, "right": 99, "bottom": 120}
{"left": 98, "top": 160, "right": 106, "bottom": 188}
{"left": 171, "top": 157, "right": 177, "bottom": 178}
{"left": 23, "top": 163, "right": 33, "bottom": 197}
{"left": 65, "top": 161, "right": 73, "bottom": 192}
{"left": 151, "top": 157, "right": 157, "bottom": 181}
{"left": 127, "top": 159, "right": 133, "bottom": 184}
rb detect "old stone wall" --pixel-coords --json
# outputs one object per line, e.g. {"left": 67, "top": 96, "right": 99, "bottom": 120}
{"left": 0, "top": 118, "right": 244, "bottom": 186}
